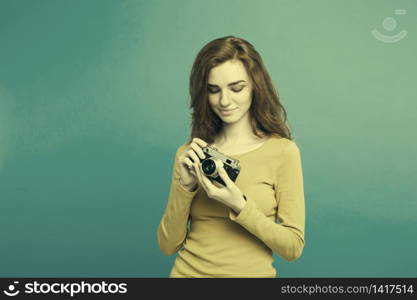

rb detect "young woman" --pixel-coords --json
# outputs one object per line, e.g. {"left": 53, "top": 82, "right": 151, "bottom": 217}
{"left": 157, "top": 36, "right": 305, "bottom": 278}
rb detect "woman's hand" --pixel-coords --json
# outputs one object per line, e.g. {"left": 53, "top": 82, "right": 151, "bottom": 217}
{"left": 193, "top": 159, "right": 247, "bottom": 213}
{"left": 177, "top": 137, "right": 208, "bottom": 190}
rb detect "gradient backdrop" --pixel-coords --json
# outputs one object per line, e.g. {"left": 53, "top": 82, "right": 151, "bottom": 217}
{"left": 0, "top": 0, "right": 416, "bottom": 277}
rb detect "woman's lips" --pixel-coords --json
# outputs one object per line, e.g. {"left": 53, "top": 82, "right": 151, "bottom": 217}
{"left": 220, "top": 108, "right": 237, "bottom": 115}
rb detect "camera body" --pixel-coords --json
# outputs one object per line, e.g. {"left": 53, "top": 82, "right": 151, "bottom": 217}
{"left": 200, "top": 145, "right": 241, "bottom": 186}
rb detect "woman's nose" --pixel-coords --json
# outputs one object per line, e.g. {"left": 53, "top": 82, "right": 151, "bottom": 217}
{"left": 219, "top": 90, "right": 231, "bottom": 107}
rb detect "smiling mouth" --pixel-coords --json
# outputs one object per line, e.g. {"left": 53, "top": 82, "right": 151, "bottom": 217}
{"left": 220, "top": 108, "right": 237, "bottom": 112}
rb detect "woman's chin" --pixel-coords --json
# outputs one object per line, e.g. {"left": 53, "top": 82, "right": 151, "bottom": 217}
{"left": 219, "top": 116, "right": 238, "bottom": 124}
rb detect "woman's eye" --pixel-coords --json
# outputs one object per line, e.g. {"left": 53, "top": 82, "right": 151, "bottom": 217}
{"left": 232, "top": 87, "right": 244, "bottom": 93}
{"left": 208, "top": 87, "right": 244, "bottom": 94}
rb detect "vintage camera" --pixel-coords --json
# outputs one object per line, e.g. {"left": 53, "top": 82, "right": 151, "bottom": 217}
{"left": 200, "top": 145, "right": 241, "bottom": 186}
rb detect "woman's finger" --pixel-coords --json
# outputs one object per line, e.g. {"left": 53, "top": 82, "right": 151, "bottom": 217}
{"left": 189, "top": 169, "right": 196, "bottom": 177}
{"left": 183, "top": 157, "right": 194, "bottom": 169}
{"left": 187, "top": 149, "right": 200, "bottom": 164}
{"left": 192, "top": 137, "right": 208, "bottom": 148}
{"left": 216, "top": 160, "right": 232, "bottom": 187}
{"left": 189, "top": 142, "right": 205, "bottom": 160}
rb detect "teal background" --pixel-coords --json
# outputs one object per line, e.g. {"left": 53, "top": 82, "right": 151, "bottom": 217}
{"left": 0, "top": 0, "right": 416, "bottom": 277}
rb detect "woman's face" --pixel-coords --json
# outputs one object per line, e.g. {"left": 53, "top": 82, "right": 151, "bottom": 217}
{"left": 207, "top": 59, "right": 253, "bottom": 125}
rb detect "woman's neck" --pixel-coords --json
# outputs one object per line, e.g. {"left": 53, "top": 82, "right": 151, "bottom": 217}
{"left": 214, "top": 114, "right": 264, "bottom": 147}
{"left": 215, "top": 121, "right": 265, "bottom": 147}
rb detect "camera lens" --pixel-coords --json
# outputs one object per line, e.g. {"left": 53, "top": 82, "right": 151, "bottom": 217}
{"left": 201, "top": 159, "right": 216, "bottom": 176}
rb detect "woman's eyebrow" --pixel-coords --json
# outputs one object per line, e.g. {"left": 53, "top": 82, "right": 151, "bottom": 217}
{"left": 207, "top": 80, "right": 246, "bottom": 87}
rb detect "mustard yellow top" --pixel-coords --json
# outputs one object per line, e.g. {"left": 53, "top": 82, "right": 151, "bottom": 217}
{"left": 157, "top": 136, "right": 306, "bottom": 277}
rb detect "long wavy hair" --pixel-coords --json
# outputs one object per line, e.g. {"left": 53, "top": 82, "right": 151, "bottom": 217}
{"left": 187, "top": 36, "right": 293, "bottom": 145}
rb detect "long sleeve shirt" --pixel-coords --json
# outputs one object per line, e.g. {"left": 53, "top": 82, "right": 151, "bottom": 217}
{"left": 157, "top": 136, "right": 306, "bottom": 277}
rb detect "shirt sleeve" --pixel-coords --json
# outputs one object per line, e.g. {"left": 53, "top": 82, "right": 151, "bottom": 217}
{"left": 157, "top": 144, "right": 200, "bottom": 256}
{"left": 228, "top": 141, "right": 305, "bottom": 262}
